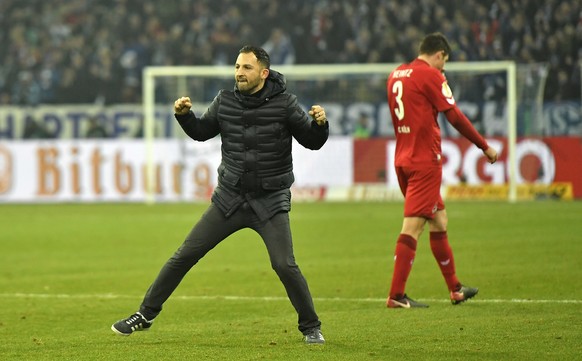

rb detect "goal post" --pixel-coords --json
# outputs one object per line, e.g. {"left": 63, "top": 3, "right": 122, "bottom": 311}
{"left": 143, "top": 62, "right": 519, "bottom": 203}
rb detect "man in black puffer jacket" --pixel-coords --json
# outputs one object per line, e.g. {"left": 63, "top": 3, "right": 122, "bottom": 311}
{"left": 112, "top": 45, "right": 328, "bottom": 344}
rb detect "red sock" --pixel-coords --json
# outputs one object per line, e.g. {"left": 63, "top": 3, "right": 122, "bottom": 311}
{"left": 389, "top": 234, "right": 417, "bottom": 299}
{"left": 430, "top": 231, "right": 461, "bottom": 291}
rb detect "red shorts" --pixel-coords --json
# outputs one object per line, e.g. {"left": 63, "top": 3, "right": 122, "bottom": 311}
{"left": 395, "top": 165, "right": 445, "bottom": 219}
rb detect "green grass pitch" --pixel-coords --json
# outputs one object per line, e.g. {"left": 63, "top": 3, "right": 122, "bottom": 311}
{"left": 1, "top": 201, "right": 581, "bottom": 360}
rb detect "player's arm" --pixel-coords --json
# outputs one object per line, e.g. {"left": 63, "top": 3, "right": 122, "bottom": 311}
{"left": 444, "top": 106, "right": 498, "bottom": 163}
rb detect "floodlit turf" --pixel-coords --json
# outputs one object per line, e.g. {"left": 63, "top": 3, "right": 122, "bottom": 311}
{"left": 1, "top": 201, "right": 581, "bottom": 360}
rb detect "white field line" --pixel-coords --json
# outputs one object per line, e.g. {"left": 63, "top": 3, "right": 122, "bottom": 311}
{"left": 0, "top": 293, "right": 581, "bottom": 304}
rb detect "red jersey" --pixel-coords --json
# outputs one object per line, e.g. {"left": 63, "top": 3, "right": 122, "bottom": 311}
{"left": 387, "top": 59, "right": 455, "bottom": 167}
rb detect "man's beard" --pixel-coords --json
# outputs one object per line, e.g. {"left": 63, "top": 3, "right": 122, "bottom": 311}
{"left": 237, "top": 79, "right": 261, "bottom": 95}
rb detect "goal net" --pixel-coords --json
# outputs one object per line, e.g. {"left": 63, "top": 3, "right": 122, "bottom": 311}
{"left": 143, "top": 62, "right": 549, "bottom": 203}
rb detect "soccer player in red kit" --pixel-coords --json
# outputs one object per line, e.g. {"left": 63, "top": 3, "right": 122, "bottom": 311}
{"left": 386, "top": 33, "right": 498, "bottom": 308}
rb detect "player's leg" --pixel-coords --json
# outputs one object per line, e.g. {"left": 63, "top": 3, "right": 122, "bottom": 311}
{"left": 428, "top": 208, "right": 460, "bottom": 291}
{"left": 387, "top": 166, "right": 439, "bottom": 308}
{"left": 253, "top": 211, "right": 323, "bottom": 342}
{"left": 387, "top": 216, "right": 428, "bottom": 308}
{"left": 390, "top": 216, "right": 425, "bottom": 298}
{"left": 428, "top": 207, "right": 479, "bottom": 304}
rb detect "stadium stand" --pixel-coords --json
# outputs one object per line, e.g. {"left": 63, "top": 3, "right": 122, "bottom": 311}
{"left": 0, "top": 0, "right": 580, "bottom": 106}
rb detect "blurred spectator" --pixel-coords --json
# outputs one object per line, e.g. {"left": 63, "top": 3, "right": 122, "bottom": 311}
{"left": 353, "top": 113, "right": 372, "bottom": 138}
{"left": 0, "top": 0, "right": 579, "bottom": 105}
{"left": 262, "top": 28, "right": 296, "bottom": 65}
{"left": 134, "top": 118, "right": 144, "bottom": 138}
{"left": 11, "top": 71, "right": 41, "bottom": 106}
{"left": 22, "top": 118, "right": 52, "bottom": 139}
{"left": 85, "top": 116, "right": 109, "bottom": 138}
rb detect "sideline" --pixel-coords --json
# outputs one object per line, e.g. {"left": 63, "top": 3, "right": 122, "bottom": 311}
{"left": 1, "top": 292, "right": 581, "bottom": 304}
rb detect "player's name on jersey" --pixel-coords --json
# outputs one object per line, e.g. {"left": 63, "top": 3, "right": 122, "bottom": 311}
{"left": 397, "top": 125, "right": 410, "bottom": 134}
{"left": 392, "top": 69, "right": 413, "bottom": 78}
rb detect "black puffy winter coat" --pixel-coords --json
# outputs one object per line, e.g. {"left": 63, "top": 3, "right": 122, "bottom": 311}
{"left": 175, "top": 70, "right": 329, "bottom": 220}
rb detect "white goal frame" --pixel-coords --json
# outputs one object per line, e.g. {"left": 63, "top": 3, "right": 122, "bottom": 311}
{"left": 143, "top": 62, "right": 517, "bottom": 203}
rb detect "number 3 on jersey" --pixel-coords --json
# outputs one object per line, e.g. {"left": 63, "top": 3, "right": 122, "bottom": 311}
{"left": 392, "top": 80, "right": 405, "bottom": 121}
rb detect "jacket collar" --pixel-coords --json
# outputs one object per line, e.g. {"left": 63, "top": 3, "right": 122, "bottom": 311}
{"left": 234, "top": 70, "right": 286, "bottom": 108}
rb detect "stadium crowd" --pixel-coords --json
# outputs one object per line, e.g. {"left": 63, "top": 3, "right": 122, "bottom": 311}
{"left": 1, "top": 0, "right": 581, "bottom": 106}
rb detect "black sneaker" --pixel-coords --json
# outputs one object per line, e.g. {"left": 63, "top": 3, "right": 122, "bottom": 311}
{"left": 111, "top": 312, "right": 153, "bottom": 336}
{"left": 450, "top": 285, "right": 479, "bottom": 305}
{"left": 304, "top": 328, "right": 325, "bottom": 344}
{"left": 387, "top": 294, "right": 429, "bottom": 308}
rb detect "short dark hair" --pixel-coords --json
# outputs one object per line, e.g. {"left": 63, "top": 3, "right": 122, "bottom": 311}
{"left": 419, "top": 32, "right": 452, "bottom": 57}
{"left": 239, "top": 45, "right": 271, "bottom": 69}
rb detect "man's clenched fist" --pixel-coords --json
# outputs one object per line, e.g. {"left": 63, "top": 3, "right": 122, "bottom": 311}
{"left": 174, "top": 96, "right": 192, "bottom": 115}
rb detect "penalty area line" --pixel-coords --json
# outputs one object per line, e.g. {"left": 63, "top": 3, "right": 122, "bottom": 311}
{"left": 0, "top": 293, "right": 581, "bottom": 304}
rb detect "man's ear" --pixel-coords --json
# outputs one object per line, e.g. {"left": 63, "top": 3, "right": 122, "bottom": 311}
{"left": 261, "top": 68, "right": 270, "bottom": 80}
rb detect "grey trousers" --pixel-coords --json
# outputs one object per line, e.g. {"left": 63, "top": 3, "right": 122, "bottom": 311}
{"left": 139, "top": 202, "right": 321, "bottom": 334}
